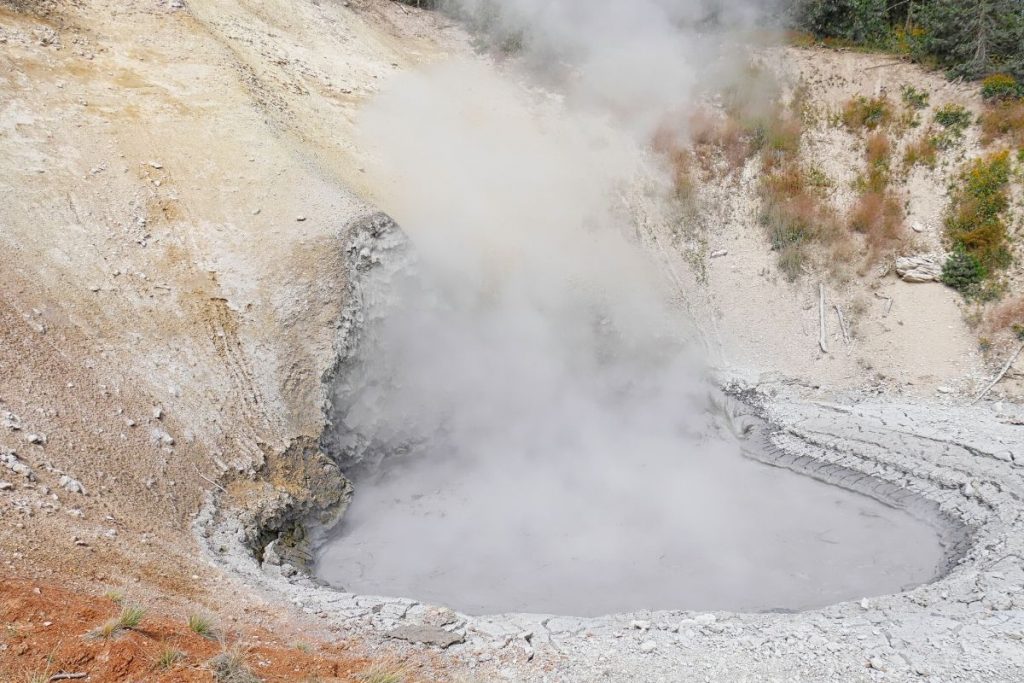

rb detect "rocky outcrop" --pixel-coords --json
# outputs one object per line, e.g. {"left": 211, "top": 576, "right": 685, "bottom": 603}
{"left": 896, "top": 254, "right": 944, "bottom": 283}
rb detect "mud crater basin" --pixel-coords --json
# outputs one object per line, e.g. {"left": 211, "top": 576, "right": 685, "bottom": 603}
{"left": 314, "top": 421, "right": 950, "bottom": 617}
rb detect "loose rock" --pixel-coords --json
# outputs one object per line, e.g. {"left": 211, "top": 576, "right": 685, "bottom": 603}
{"left": 895, "top": 254, "right": 943, "bottom": 283}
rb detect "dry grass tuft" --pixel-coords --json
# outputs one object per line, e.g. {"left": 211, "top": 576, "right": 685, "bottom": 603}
{"left": 848, "top": 191, "right": 905, "bottom": 260}
{"left": 210, "top": 644, "right": 262, "bottom": 683}
{"left": 357, "top": 659, "right": 409, "bottom": 683}
{"left": 987, "top": 296, "right": 1024, "bottom": 340}
{"left": 187, "top": 613, "right": 217, "bottom": 639}
{"left": 155, "top": 646, "right": 184, "bottom": 671}
{"left": 842, "top": 95, "right": 892, "bottom": 131}
{"left": 980, "top": 100, "right": 1024, "bottom": 148}
{"left": 90, "top": 604, "right": 146, "bottom": 639}
{"left": 903, "top": 131, "right": 939, "bottom": 169}
{"left": 759, "top": 161, "right": 842, "bottom": 280}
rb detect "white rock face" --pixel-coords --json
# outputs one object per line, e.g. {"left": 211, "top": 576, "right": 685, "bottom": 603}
{"left": 895, "top": 254, "right": 943, "bottom": 283}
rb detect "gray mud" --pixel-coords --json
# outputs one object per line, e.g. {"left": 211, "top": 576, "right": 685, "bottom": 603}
{"left": 314, "top": 417, "right": 949, "bottom": 616}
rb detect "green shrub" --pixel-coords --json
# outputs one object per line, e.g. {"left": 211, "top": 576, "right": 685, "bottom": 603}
{"left": 901, "top": 85, "right": 930, "bottom": 110}
{"left": 933, "top": 103, "right": 972, "bottom": 141}
{"left": 981, "top": 74, "right": 1023, "bottom": 102}
{"left": 942, "top": 249, "right": 986, "bottom": 292}
{"left": 943, "top": 151, "right": 1013, "bottom": 291}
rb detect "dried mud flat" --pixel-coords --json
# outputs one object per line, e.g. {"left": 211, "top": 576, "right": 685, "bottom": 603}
{"left": 2, "top": 0, "right": 1024, "bottom": 681}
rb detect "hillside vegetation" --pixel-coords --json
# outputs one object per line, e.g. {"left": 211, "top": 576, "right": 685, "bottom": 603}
{"left": 789, "top": 0, "right": 1024, "bottom": 80}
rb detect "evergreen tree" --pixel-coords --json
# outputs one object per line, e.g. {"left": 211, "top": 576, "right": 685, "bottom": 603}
{"left": 915, "top": 0, "right": 1024, "bottom": 79}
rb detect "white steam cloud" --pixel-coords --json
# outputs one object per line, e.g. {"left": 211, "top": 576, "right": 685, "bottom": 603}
{"left": 315, "top": 0, "right": 943, "bottom": 616}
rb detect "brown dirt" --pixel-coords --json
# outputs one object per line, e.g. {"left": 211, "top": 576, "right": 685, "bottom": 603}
{"left": 0, "top": 578, "right": 409, "bottom": 682}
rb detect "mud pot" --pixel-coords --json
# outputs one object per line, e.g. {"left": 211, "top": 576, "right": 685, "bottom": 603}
{"left": 310, "top": 216, "right": 965, "bottom": 618}
{"left": 315, "top": 418, "right": 953, "bottom": 616}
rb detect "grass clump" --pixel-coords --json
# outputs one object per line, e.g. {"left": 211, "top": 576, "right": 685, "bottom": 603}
{"left": 91, "top": 604, "right": 146, "bottom": 639}
{"left": 980, "top": 100, "right": 1024, "bottom": 148}
{"left": 103, "top": 589, "right": 124, "bottom": 604}
{"left": 987, "top": 296, "right": 1024, "bottom": 340}
{"left": 155, "top": 647, "right": 184, "bottom": 671}
{"left": 981, "top": 74, "right": 1023, "bottom": 102}
{"left": 903, "top": 131, "right": 940, "bottom": 169}
{"left": 187, "top": 613, "right": 217, "bottom": 639}
{"left": 850, "top": 131, "right": 905, "bottom": 261}
{"left": 842, "top": 95, "right": 892, "bottom": 131}
{"left": 357, "top": 660, "right": 409, "bottom": 683}
{"left": 901, "top": 85, "right": 930, "bottom": 110}
{"left": 942, "top": 151, "right": 1014, "bottom": 294}
{"left": 934, "top": 103, "right": 972, "bottom": 137}
{"left": 862, "top": 131, "right": 892, "bottom": 191}
{"left": 210, "top": 645, "right": 261, "bottom": 683}
{"left": 759, "top": 161, "right": 840, "bottom": 280}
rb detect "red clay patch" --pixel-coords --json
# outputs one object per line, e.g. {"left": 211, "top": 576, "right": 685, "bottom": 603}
{"left": 0, "top": 579, "right": 386, "bottom": 682}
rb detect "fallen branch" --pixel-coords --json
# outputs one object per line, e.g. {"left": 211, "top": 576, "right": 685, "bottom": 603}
{"left": 49, "top": 674, "right": 87, "bottom": 682}
{"left": 192, "top": 463, "right": 227, "bottom": 493}
{"left": 834, "top": 305, "right": 851, "bottom": 345}
{"left": 972, "top": 343, "right": 1024, "bottom": 406}
{"left": 865, "top": 60, "right": 905, "bottom": 70}
{"left": 818, "top": 283, "right": 828, "bottom": 353}
{"left": 873, "top": 292, "right": 893, "bottom": 317}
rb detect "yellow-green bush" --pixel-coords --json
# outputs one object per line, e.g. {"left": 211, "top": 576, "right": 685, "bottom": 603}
{"left": 943, "top": 151, "right": 1013, "bottom": 286}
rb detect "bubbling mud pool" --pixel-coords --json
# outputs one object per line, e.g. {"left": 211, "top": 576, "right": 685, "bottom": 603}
{"left": 314, "top": 421, "right": 950, "bottom": 617}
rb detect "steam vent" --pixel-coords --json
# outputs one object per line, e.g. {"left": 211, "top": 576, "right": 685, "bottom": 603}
{"left": 2, "top": 0, "right": 1023, "bottom": 681}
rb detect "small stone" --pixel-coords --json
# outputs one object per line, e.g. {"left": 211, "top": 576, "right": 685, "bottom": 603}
{"left": 860, "top": 598, "right": 870, "bottom": 609}
{"left": 103, "top": 528, "right": 117, "bottom": 539}
{"left": 152, "top": 406, "right": 163, "bottom": 420}
{"left": 0, "top": 481, "right": 12, "bottom": 491}
{"left": 296, "top": 215, "right": 307, "bottom": 222}
{"left": 710, "top": 249, "right": 728, "bottom": 258}
{"left": 58, "top": 475, "right": 85, "bottom": 495}
{"left": 148, "top": 161, "right": 163, "bottom": 169}
{"left": 630, "top": 620, "right": 650, "bottom": 631}
{"left": 25, "top": 433, "right": 46, "bottom": 445}
{"left": 639, "top": 640, "right": 657, "bottom": 654}
{"left": 151, "top": 428, "right": 174, "bottom": 446}
{"left": 868, "top": 656, "right": 889, "bottom": 672}
{"left": 252, "top": 208, "right": 261, "bottom": 215}
{"left": 1, "top": 450, "right": 35, "bottom": 481}
{"left": 2, "top": 410, "right": 22, "bottom": 431}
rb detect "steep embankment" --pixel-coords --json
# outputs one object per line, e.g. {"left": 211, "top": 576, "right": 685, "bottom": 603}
{"left": 0, "top": 0, "right": 461, "bottom": 678}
